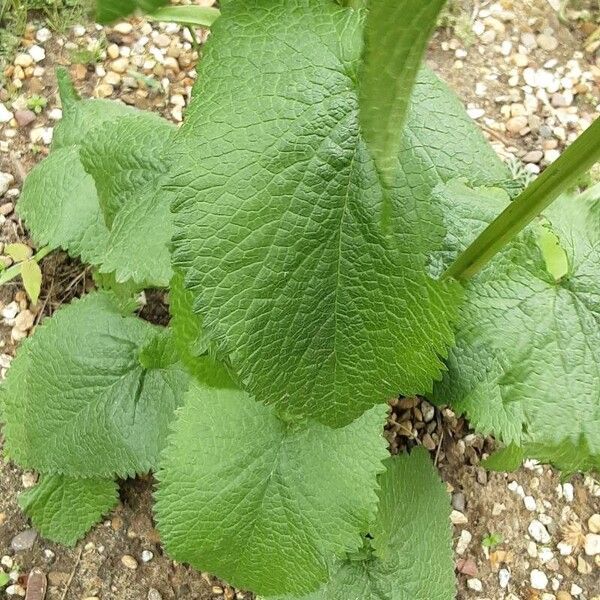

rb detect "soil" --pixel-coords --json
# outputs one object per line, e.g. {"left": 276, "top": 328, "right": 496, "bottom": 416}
{"left": 1, "top": 1, "right": 599, "bottom": 599}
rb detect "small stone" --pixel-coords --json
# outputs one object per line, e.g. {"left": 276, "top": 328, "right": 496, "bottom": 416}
{"left": 557, "top": 541, "right": 573, "bottom": 555}
{"left": 104, "top": 72, "right": 122, "bottom": 86}
{"left": 111, "top": 57, "right": 129, "bottom": 74}
{"left": 506, "top": 116, "right": 528, "bottom": 135}
{"left": 529, "top": 520, "right": 551, "bottom": 544}
{"left": 36, "top": 27, "right": 52, "bottom": 43}
{"left": 28, "top": 45, "right": 45, "bottom": 63}
{"left": 2, "top": 302, "right": 19, "bottom": 320}
{"left": 514, "top": 53, "right": 529, "bottom": 67}
{"left": 530, "top": 569, "right": 548, "bottom": 590}
{"left": 450, "top": 510, "right": 468, "bottom": 525}
{"left": 21, "top": 470, "right": 38, "bottom": 487}
{"left": 113, "top": 22, "right": 133, "bottom": 34}
{"left": 577, "top": 555, "right": 592, "bottom": 574}
{"left": 141, "top": 550, "right": 154, "bottom": 563}
{"left": 72, "top": 24, "right": 86, "bottom": 36}
{"left": 456, "top": 529, "right": 472, "bottom": 555}
{"left": 452, "top": 492, "right": 466, "bottom": 513}
{"left": 492, "top": 503, "right": 506, "bottom": 516}
{"left": 1, "top": 556, "right": 13, "bottom": 568}
{"left": 14, "top": 53, "right": 33, "bottom": 68}
{"left": 212, "top": 586, "right": 224, "bottom": 595}
{"left": 562, "top": 483, "right": 574, "bottom": 502}
{"left": 107, "top": 43, "right": 120, "bottom": 59}
{"left": 0, "top": 202, "right": 14, "bottom": 216}
{"left": 523, "top": 150, "right": 543, "bottom": 164}
{"left": 43, "top": 549, "right": 55, "bottom": 561}
{"left": 0, "top": 103, "right": 13, "bottom": 123}
{"left": 14, "top": 110, "right": 36, "bottom": 128}
{"left": 499, "top": 568, "right": 510, "bottom": 588}
{"left": 11, "top": 529, "right": 38, "bottom": 551}
{"left": 527, "top": 540, "right": 538, "bottom": 558}
{"left": 539, "top": 547, "right": 554, "bottom": 564}
{"left": 557, "top": 593, "right": 573, "bottom": 600}
{"left": 588, "top": 514, "right": 600, "bottom": 534}
{"left": 523, "top": 495, "right": 537, "bottom": 511}
{"left": 551, "top": 93, "right": 572, "bottom": 108}
{"left": 6, "top": 584, "right": 26, "bottom": 597}
{"left": 420, "top": 400, "right": 435, "bottom": 422}
{"left": 467, "top": 107, "right": 485, "bottom": 120}
{"left": 121, "top": 554, "right": 138, "bottom": 569}
{"left": 584, "top": 533, "right": 600, "bottom": 556}
{"left": 571, "top": 584, "right": 583, "bottom": 596}
{"left": 544, "top": 149, "right": 561, "bottom": 164}
{"left": 30, "top": 127, "right": 53, "bottom": 145}
{"left": 148, "top": 590, "right": 163, "bottom": 600}
{"left": 154, "top": 33, "right": 171, "bottom": 48}
{"left": 467, "top": 578, "right": 483, "bottom": 592}
{"left": 521, "top": 32, "right": 538, "bottom": 49}
{"left": 96, "top": 84, "right": 114, "bottom": 98}
{"left": 538, "top": 33, "right": 558, "bottom": 52}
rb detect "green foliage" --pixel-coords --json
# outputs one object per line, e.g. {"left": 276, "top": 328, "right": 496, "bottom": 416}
{"left": 156, "top": 385, "right": 388, "bottom": 596}
{"left": 3, "top": 292, "right": 190, "bottom": 477}
{"left": 19, "top": 475, "right": 118, "bottom": 546}
{"left": 18, "top": 83, "right": 174, "bottom": 287}
{"left": 266, "top": 449, "right": 455, "bottom": 600}
{"left": 433, "top": 181, "right": 600, "bottom": 472}
{"left": 3, "top": 0, "right": 600, "bottom": 598}
{"left": 95, "top": 0, "right": 167, "bottom": 23}
{"left": 482, "top": 532, "right": 503, "bottom": 549}
{"left": 360, "top": 0, "right": 448, "bottom": 184}
{"left": 171, "top": 0, "right": 506, "bottom": 428}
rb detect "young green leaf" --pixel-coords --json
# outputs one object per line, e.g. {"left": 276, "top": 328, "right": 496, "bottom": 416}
{"left": 482, "top": 444, "right": 525, "bottom": 472}
{"left": 79, "top": 113, "right": 176, "bottom": 286}
{"left": 266, "top": 449, "right": 455, "bottom": 600}
{"left": 0, "top": 571, "right": 8, "bottom": 588}
{"left": 359, "top": 0, "right": 448, "bottom": 185}
{"left": 21, "top": 259, "right": 42, "bottom": 305}
{"left": 433, "top": 180, "right": 600, "bottom": 472}
{"left": 5, "top": 243, "right": 32, "bottom": 262}
{"left": 155, "top": 383, "right": 389, "bottom": 596}
{"left": 95, "top": 0, "right": 168, "bottom": 24}
{"left": 3, "top": 292, "right": 190, "bottom": 477}
{"left": 18, "top": 475, "right": 118, "bottom": 546}
{"left": 171, "top": 0, "right": 507, "bottom": 427}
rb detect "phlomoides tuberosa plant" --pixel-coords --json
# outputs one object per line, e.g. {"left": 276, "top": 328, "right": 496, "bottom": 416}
{"left": 1, "top": 0, "right": 599, "bottom": 598}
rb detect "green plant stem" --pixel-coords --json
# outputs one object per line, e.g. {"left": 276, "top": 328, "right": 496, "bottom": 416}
{"left": 0, "top": 245, "right": 52, "bottom": 287}
{"left": 444, "top": 117, "right": 600, "bottom": 281}
{"left": 148, "top": 5, "right": 220, "bottom": 28}
{"left": 186, "top": 25, "right": 201, "bottom": 53}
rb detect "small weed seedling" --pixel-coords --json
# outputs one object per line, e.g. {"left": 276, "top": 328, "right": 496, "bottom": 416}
{"left": 1, "top": 1, "right": 599, "bottom": 598}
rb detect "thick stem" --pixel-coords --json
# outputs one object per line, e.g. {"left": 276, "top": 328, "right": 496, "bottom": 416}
{"left": 444, "top": 116, "right": 600, "bottom": 281}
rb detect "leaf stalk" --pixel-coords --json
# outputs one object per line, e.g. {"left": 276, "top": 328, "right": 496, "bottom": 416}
{"left": 444, "top": 117, "right": 600, "bottom": 281}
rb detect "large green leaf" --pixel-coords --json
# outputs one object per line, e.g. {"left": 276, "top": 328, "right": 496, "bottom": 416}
{"left": 155, "top": 383, "right": 389, "bottom": 596}
{"left": 95, "top": 0, "right": 168, "bottom": 24}
{"left": 433, "top": 181, "right": 600, "bottom": 472}
{"left": 266, "top": 449, "right": 455, "bottom": 600}
{"left": 3, "top": 293, "right": 189, "bottom": 477}
{"left": 359, "top": 0, "right": 448, "bottom": 183}
{"left": 80, "top": 113, "right": 176, "bottom": 286}
{"left": 18, "top": 147, "right": 109, "bottom": 265}
{"left": 19, "top": 475, "right": 118, "bottom": 546}
{"left": 171, "top": 0, "right": 507, "bottom": 427}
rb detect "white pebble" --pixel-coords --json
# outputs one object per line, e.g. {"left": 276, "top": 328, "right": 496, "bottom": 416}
{"left": 456, "top": 529, "right": 472, "bottom": 555}
{"left": 467, "top": 578, "right": 483, "bottom": 592}
{"left": 28, "top": 45, "right": 45, "bottom": 63}
{"left": 1, "top": 555, "right": 13, "bottom": 568}
{"left": 36, "top": 27, "right": 52, "bottom": 43}
{"left": 450, "top": 510, "right": 468, "bottom": 525}
{"left": 530, "top": 569, "right": 548, "bottom": 590}
{"left": 0, "top": 103, "right": 13, "bottom": 124}
{"left": 523, "top": 496, "right": 537, "bottom": 511}
{"left": 141, "top": 549, "right": 154, "bottom": 563}
{"left": 571, "top": 583, "right": 583, "bottom": 596}
{"left": 6, "top": 585, "right": 26, "bottom": 597}
{"left": 557, "top": 541, "right": 573, "bottom": 555}
{"left": 538, "top": 547, "right": 554, "bottom": 564}
{"left": 584, "top": 533, "right": 600, "bottom": 556}
{"left": 499, "top": 568, "right": 510, "bottom": 588}
{"left": 528, "top": 520, "right": 551, "bottom": 544}
{"left": 562, "top": 483, "right": 574, "bottom": 502}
